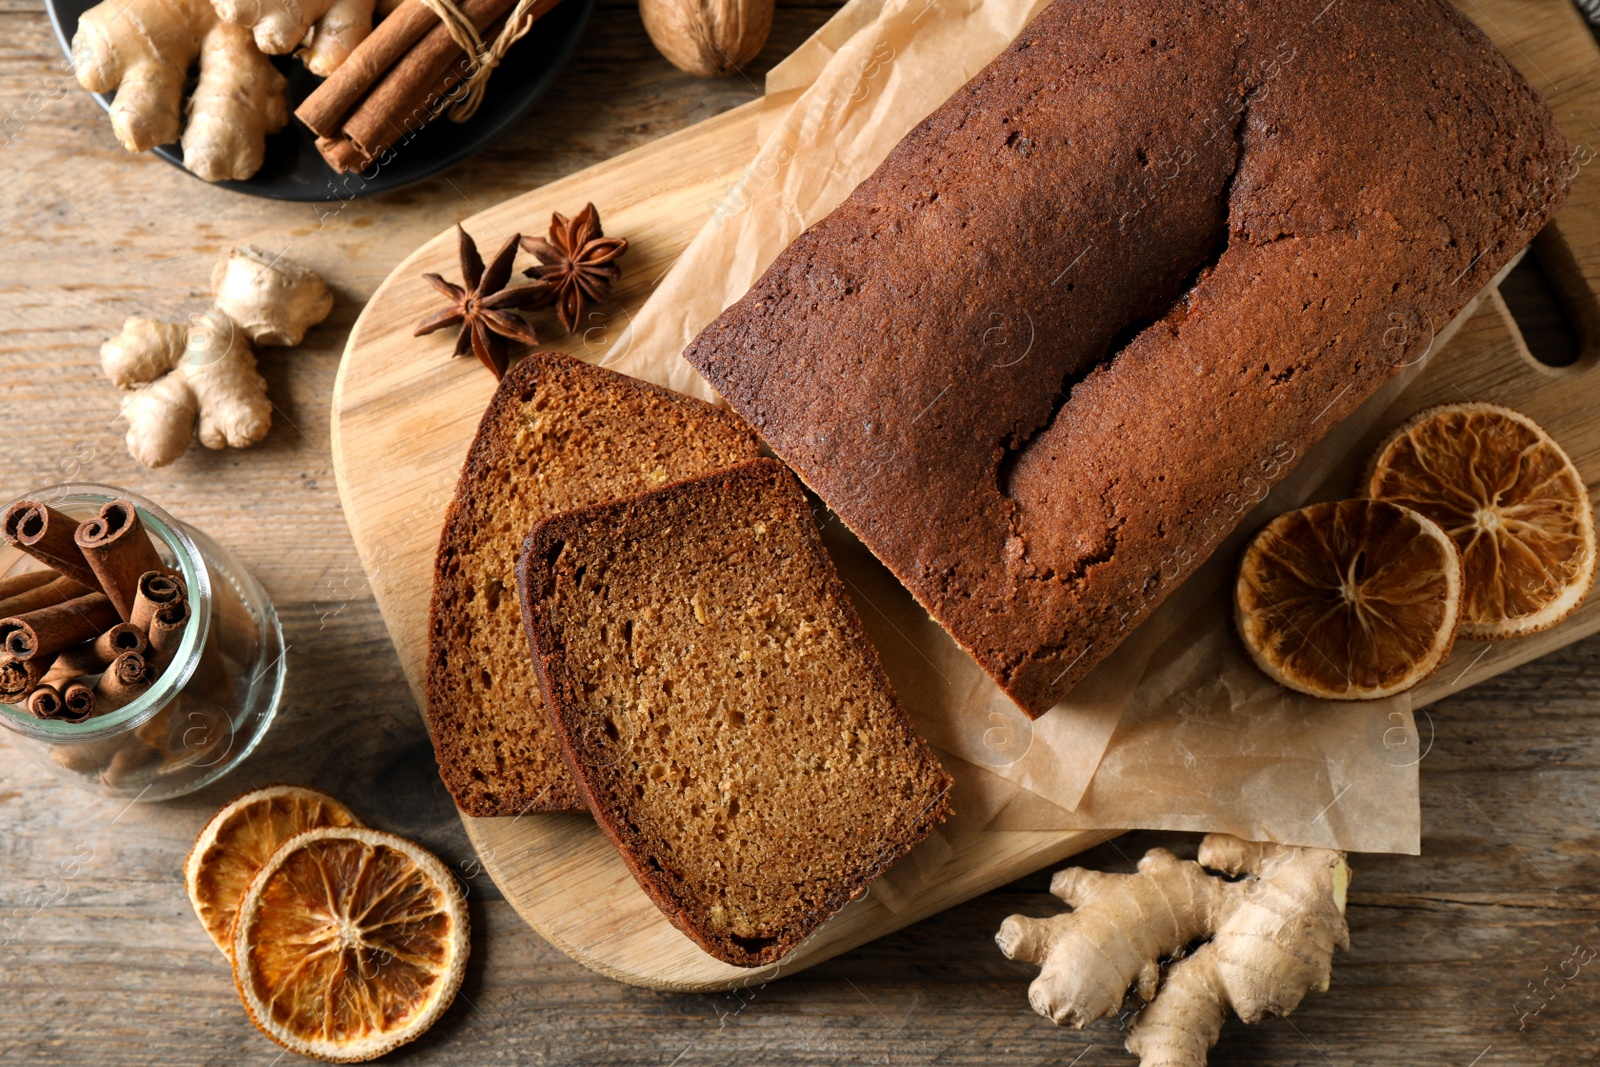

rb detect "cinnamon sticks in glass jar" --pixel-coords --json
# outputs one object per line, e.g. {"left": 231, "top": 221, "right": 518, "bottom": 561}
{"left": 0, "top": 496, "right": 182, "bottom": 722}
{"left": 0, "top": 486, "right": 285, "bottom": 801}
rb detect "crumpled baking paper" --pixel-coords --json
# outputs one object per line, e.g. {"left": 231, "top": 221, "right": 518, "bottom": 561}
{"left": 599, "top": 0, "right": 1491, "bottom": 872}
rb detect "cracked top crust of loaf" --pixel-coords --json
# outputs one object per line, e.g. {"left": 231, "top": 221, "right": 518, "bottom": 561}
{"left": 426, "top": 352, "right": 761, "bottom": 815}
{"left": 685, "top": 0, "right": 1574, "bottom": 717}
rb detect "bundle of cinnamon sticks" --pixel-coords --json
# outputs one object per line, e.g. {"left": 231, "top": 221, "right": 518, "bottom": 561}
{"left": 0, "top": 498, "right": 186, "bottom": 723}
{"left": 297, "top": 0, "right": 567, "bottom": 174}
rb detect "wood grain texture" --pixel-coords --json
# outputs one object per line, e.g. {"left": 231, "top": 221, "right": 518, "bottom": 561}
{"left": 332, "top": 0, "right": 1600, "bottom": 993}
{"left": 1, "top": 0, "right": 1599, "bottom": 1063}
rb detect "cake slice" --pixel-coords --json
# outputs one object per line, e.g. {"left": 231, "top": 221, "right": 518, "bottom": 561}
{"left": 426, "top": 353, "right": 761, "bottom": 816}
{"left": 517, "top": 459, "right": 952, "bottom": 966}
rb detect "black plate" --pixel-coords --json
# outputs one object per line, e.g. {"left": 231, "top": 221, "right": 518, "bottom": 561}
{"left": 47, "top": 0, "right": 594, "bottom": 200}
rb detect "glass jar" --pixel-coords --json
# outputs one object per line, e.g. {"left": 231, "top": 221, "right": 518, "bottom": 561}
{"left": 0, "top": 484, "right": 284, "bottom": 801}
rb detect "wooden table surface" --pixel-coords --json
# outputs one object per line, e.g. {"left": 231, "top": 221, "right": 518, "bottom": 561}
{"left": 3, "top": 1, "right": 1600, "bottom": 1064}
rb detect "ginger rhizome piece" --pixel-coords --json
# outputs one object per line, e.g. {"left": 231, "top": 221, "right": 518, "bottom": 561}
{"left": 102, "top": 248, "right": 333, "bottom": 468}
{"left": 997, "top": 834, "right": 1351, "bottom": 1067}
{"left": 211, "top": 0, "right": 377, "bottom": 76}
{"left": 71, "top": 0, "right": 288, "bottom": 182}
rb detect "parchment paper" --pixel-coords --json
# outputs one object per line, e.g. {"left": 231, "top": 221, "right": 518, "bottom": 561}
{"left": 604, "top": 0, "right": 1444, "bottom": 858}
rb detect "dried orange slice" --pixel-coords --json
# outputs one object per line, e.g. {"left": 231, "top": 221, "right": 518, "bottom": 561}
{"left": 1366, "top": 402, "right": 1596, "bottom": 639}
{"left": 1236, "top": 498, "right": 1462, "bottom": 699}
{"left": 231, "top": 826, "right": 469, "bottom": 1063}
{"left": 185, "top": 784, "right": 361, "bottom": 957}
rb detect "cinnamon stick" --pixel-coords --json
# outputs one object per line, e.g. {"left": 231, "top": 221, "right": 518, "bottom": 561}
{"left": 75, "top": 501, "right": 165, "bottom": 622}
{"left": 96, "top": 623, "right": 149, "bottom": 663}
{"left": 343, "top": 8, "right": 514, "bottom": 166}
{"left": 93, "top": 651, "right": 152, "bottom": 713}
{"left": 2, "top": 500, "right": 101, "bottom": 594}
{"left": 43, "top": 624, "right": 149, "bottom": 681}
{"left": 25, "top": 684, "right": 65, "bottom": 721}
{"left": 0, "top": 570, "right": 53, "bottom": 602}
{"left": 0, "top": 573, "right": 83, "bottom": 618}
{"left": 315, "top": 134, "right": 371, "bottom": 173}
{"left": 295, "top": 0, "right": 462, "bottom": 137}
{"left": 130, "top": 571, "right": 183, "bottom": 631}
{"left": 324, "top": 0, "right": 563, "bottom": 171}
{"left": 0, "top": 655, "right": 48, "bottom": 703}
{"left": 0, "top": 593, "right": 118, "bottom": 661}
{"left": 156, "top": 699, "right": 231, "bottom": 769}
{"left": 102, "top": 740, "right": 160, "bottom": 788}
{"left": 189, "top": 626, "right": 234, "bottom": 709}
{"left": 40, "top": 645, "right": 92, "bottom": 688}
{"left": 133, "top": 703, "right": 174, "bottom": 751}
{"left": 61, "top": 683, "right": 95, "bottom": 720}
{"left": 146, "top": 596, "right": 191, "bottom": 669}
{"left": 50, "top": 741, "right": 99, "bottom": 774}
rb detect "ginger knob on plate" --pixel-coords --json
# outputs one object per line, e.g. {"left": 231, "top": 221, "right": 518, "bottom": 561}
{"left": 639, "top": 0, "right": 773, "bottom": 76}
{"left": 71, "top": 0, "right": 289, "bottom": 182}
{"left": 211, "top": 0, "right": 379, "bottom": 76}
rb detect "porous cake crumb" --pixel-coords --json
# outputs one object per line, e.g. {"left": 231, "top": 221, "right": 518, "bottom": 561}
{"left": 519, "top": 459, "right": 951, "bottom": 965}
{"left": 427, "top": 353, "right": 761, "bottom": 815}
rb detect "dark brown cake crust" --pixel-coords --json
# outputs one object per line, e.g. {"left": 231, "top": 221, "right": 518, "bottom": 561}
{"left": 518, "top": 459, "right": 952, "bottom": 966}
{"left": 426, "top": 353, "right": 761, "bottom": 816}
{"left": 684, "top": 0, "right": 1574, "bottom": 716}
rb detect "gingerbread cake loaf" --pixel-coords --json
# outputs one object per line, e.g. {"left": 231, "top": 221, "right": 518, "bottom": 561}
{"left": 684, "top": 0, "right": 1573, "bottom": 717}
{"left": 426, "top": 353, "right": 761, "bottom": 815}
{"left": 518, "top": 459, "right": 951, "bottom": 966}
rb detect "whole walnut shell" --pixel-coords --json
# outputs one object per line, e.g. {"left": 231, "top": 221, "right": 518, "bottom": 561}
{"left": 639, "top": 0, "right": 773, "bottom": 77}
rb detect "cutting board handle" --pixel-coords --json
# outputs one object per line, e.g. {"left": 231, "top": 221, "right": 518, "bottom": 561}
{"left": 1529, "top": 1, "right": 1600, "bottom": 367}
{"left": 1534, "top": 224, "right": 1600, "bottom": 366}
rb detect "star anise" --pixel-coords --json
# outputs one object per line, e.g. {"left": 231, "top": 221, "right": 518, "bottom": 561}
{"left": 415, "top": 224, "right": 548, "bottom": 378}
{"left": 520, "top": 203, "right": 629, "bottom": 334}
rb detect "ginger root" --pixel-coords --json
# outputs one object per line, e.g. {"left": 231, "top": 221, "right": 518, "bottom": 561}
{"left": 102, "top": 248, "right": 333, "bottom": 468}
{"left": 72, "top": 0, "right": 288, "bottom": 181}
{"left": 211, "top": 0, "right": 377, "bottom": 76}
{"left": 997, "top": 835, "right": 1350, "bottom": 1067}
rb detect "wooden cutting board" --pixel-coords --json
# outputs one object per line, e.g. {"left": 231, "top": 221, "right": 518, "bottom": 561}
{"left": 331, "top": 0, "right": 1600, "bottom": 992}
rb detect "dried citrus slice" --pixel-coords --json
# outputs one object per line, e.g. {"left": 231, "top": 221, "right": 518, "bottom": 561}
{"left": 1236, "top": 498, "right": 1462, "bottom": 699}
{"left": 1366, "top": 402, "right": 1596, "bottom": 639}
{"left": 185, "top": 784, "right": 361, "bottom": 957}
{"left": 231, "top": 826, "right": 469, "bottom": 1063}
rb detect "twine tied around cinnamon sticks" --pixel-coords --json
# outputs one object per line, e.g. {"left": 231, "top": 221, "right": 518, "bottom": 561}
{"left": 297, "top": 0, "right": 567, "bottom": 174}
{"left": 415, "top": 0, "right": 544, "bottom": 121}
